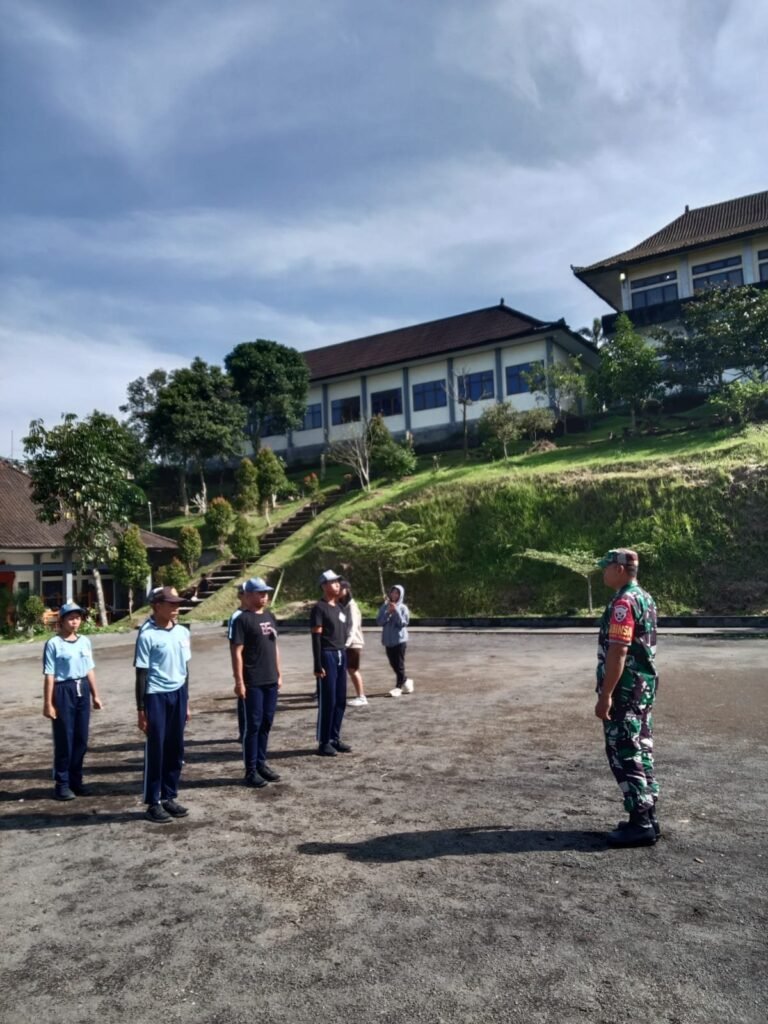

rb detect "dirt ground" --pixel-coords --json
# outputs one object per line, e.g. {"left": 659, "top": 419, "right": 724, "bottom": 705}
{"left": 1, "top": 626, "right": 766, "bottom": 1024}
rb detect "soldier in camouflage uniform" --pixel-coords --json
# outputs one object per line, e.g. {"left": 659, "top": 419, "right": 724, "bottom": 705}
{"left": 595, "top": 548, "right": 660, "bottom": 847}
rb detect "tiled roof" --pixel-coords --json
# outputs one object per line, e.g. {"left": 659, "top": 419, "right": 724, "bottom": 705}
{"left": 575, "top": 190, "right": 768, "bottom": 273}
{"left": 301, "top": 303, "right": 563, "bottom": 382}
{"left": 0, "top": 460, "right": 176, "bottom": 551}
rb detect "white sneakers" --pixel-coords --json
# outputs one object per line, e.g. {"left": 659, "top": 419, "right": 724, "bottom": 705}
{"left": 389, "top": 679, "right": 414, "bottom": 698}
{"left": 349, "top": 695, "right": 368, "bottom": 707}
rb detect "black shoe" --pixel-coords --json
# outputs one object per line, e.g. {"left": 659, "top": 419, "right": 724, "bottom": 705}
{"left": 331, "top": 740, "right": 352, "bottom": 753}
{"left": 256, "top": 763, "right": 281, "bottom": 782}
{"left": 162, "top": 799, "right": 189, "bottom": 818}
{"left": 616, "top": 812, "right": 661, "bottom": 838}
{"left": 317, "top": 743, "right": 338, "bottom": 757}
{"left": 608, "top": 810, "right": 657, "bottom": 847}
{"left": 245, "top": 771, "right": 267, "bottom": 788}
{"left": 71, "top": 784, "right": 92, "bottom": 797}
{"left": 54, "top": 786, "right": 76, "bottom": 801}
{"left": 145, "top": 803, "right": 172, "bottom": 824}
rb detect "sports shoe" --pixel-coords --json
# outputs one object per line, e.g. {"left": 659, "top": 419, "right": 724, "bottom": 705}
{"left": 317, "top": 743, "right": 338, "bottom": 757}
{"left": 331, "top": 740, "right": 352, "bottom": 753}
{"left": 162, "top": 799, "right": 189, "bottom": 818}
{"left": 389, "top": 687, "right": 402, "bottom": 698}
{"left": 348, "top": 696, "right": 368, "bottom": 707}
{"left": 402, "top": 678, "right": 414, "bottom": 694}
{"left": 245, "top": 771, "right": 267, "bottom": 788}
{"left": 54, "top": 786, "right": 76, "bottom": 801}
{"left": 145, "top": 803, "right": 172, "bottom": 824}
{"left": 256, "top": 763, "right": 281, "bottom": 782}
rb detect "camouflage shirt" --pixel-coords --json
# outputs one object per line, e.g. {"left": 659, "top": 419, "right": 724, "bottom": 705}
{"left": 596, "top": 581, "right": 658, "bottom": 708}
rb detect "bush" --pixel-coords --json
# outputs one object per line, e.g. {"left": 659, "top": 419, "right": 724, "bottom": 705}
{"left": 177, "top": 525, "right": 203, "bottom": 574}
{"left": 229, "top": 515, "right": 261, "bottom": 563}
{"left": 710, "top": 378, "right": 768, "bottom": 426}
{"left": 234, "top": 458, "right": 260, "bottom": 512}
{"left": 156, "top": 558, "right": 189, "bottom": 592}
{"left": 205, "top": 496, "right": 235, "bottom": 553}
{"left": 15, "top": 592, "right": 47, "bottom": 635}
{"left": 369, "top": 415, "right": 417, "bottom": 479}
{"left": 519, "top": 408, "right": 555, "bottom": 441}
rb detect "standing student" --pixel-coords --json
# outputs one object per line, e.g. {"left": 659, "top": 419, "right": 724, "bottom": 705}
{"left": 135, "top": 586, "right": 191, "bottom": 825}
{"left": 340, "top": 579, "right": 368, "bottom": 707}
{"left": 231, "top": 577, "right": 283, "bottom": 788}
{"left": 311, "top": 570, "right": 351, "bottom": 756}
{"left": 42, "top": 601, "right": 103, "bottom": 801}
{"left": 228, "top": 583, "right": 248, "bottom": 742}
{"left": 377, "top": 584, "right": 413, "bottom": 697}
{"left": 595, "top": 548, "right": 660, "bottom": 847}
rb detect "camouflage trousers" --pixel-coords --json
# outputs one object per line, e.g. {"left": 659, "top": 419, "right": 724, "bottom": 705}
{"left": 603, "top": 704, "right": 659, "bottom": 813}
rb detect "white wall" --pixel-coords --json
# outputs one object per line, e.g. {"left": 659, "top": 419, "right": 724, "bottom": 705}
{"left": 409, "top": 359, "right": 452, "bottom": 431}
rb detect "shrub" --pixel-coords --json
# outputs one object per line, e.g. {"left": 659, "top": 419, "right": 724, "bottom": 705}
{"left": 229, "top": 515, "right": 261, "bottom": 563}
{"left": 205, "top": 496, "right": 235, "bottom": 553}
{"left": 177, "top": 525, "right": 203, "bottom": 574}
{"left": 156, "top": 558, "right": 189, "bottom": 593}
{"left": 15, "top": 592, "right": 47, "bottom": 635}
{"left": 519, "top": 407, "right": 555, "bottom": 441}
{"left": 234, "top": 458, "right": 260, "bottom": 512}
{"left": 710, "top": 377, "right": 768, "bottom": 426}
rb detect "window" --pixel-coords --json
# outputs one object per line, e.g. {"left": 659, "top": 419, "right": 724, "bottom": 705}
{"left": 458, "top": 370, "right": 494, "bottom": 402}
{"left": 758, "top": 249, "right": 768, "bottom": 283}
{"left": 260, "top": 415, "right": 280, "bottom": 437}
{"left": 412, "top": 379, "right": 447, "bottom": 411}
{"left": 331, "top": 396, "right": 361, "bottom": 425}
{"left": 299, "top": 403, "right": 322, "bottom": 431}
{"left": 630, "top": 270, "right": 678, "bottom": 309}
{"left": 692, "top": 255, "right": 743, "bottom": 292}
{"left": 505, "top": 362, "right": 535, "bottom": 395}
{"left": 370, "top": 388, "right": 402, "bottom": 417}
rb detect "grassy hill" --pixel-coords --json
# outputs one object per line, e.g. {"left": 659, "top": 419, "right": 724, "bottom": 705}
{"left": 184, "top": 414, "right": 768, "bottom": 621}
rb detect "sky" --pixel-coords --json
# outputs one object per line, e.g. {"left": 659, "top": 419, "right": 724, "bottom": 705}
{"left": 1, "top": 0, "right": 766, "bottom": 459}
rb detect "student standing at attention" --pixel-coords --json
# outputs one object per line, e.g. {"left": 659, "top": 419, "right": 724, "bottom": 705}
{"left": 43, "top": 601, "right": 103, "bottom": 801}
{"left": 311, "top": 570, "right": 352, "bottom": 756}
{"left": 134, "top": 586, "right": 191, "bottom": 824}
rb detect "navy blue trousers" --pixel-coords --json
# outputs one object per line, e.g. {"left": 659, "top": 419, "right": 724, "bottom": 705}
{"left": 316, "top": 649, "right": 347, "bottom": 746}
{"left": 242, "top": 683, "right": 278, "bottom": 772}
{"left": 51, "top": 678, "right": 90, "bottom": 790}
{"left": 143, "top": 687, "right": 187, "bottom": 806}
{"left": 237, "top": 696, "right": 245, "bottom": 741}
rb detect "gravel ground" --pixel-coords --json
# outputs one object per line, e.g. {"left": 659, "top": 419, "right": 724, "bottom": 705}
{"left": 1, "top": 627, "right": 766, "bottom": 1024}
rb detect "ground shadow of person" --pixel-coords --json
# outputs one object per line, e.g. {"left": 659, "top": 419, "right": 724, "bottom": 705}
{"left": 298, "top": 825, "right": 608, "bottom": 861}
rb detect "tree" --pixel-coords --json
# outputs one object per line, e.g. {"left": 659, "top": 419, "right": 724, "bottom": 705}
{"left": 477, "top": 402, "right": 523, "bottom": 460}
{"left": 205, "top": 497, "right": 235, "bottom": 555}
{"left": 23, "top": 412, "right": 142, "bottom": 626}
{"left": 234, "top": 457, "right": 260, "bottom": 512}
{"left": 325, "top": 518, "right": 436, "bottom": 598}
{"left": 369, "top": 415, "right": 417, "bottom": 479}
{"left": 144, "top": 358, "right": 247, "bottom": 515}
{"left": 229, "top": 515, "right": 261, "bottom": 564}
{"left": 709, "top": 375, "right": 768, "bottom": 426}
{"left": 578, "top": 318, "right": 605, "bottom": 349}
{"left": 522, "top": 356, "right": 589, "bottom": 435}
{"left": 598, "top": 314, "right": 662, "bottom": 430}
{"left": 328, "top": 423, "right": 372, "bottom": 492}
{"left": 224, "top": 339, "right": 310, "bottom": 445}
{"left": 120, "top": 369, "right": 169, "bottom": 446}
{"left": 515, "top": 547, "right": 601, "bottom": 613}
{"left": 177, "top": 525, "right": 203, "bottom": 575}
{"left": 443, "top": 366, "right": 482, "bottom": 460}
{"left": 156, "top": 558, "right": 189, "bottom": 592}
{"left": 254, "top": 447, "right": 289, "bottom": 521}
{"left": 656, "top": 284, "right": 768, "bottom": 390}
{"left": 113, "top": 524, "right": 151, "bottom": 620}
{"left": 519, "top": 407, "right": 555, "bottom": 441}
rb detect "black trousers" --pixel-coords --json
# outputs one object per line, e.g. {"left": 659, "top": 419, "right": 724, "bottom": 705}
{"left": 385, "top": 643, "right": 407, "bottom": 688}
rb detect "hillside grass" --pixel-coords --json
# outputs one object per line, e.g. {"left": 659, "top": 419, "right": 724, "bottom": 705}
{"left": 183, "top": 417, "right": 768, "bottom": 621}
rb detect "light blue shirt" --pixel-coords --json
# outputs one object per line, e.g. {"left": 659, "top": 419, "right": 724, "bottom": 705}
{"left": 134, "top": 619, "right": 191, "bottom": 693}
{"left": 43, "top": 635, "right": 95, "bottom": 681}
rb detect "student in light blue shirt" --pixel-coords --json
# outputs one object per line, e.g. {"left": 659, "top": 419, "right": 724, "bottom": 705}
{"left": 134, "top": 586, "right": 191, "bottom": 825}
{"left": 42, "top": 602, "right": 103, "bottom": 801}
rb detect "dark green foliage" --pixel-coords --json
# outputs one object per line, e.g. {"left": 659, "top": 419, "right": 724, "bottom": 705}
{"left": 156, "top": 558, "right": 189, "bottom": 592}
{"left": 177, "top": 525, "right": 203, "bottom": 574}
{"left": 710, "top": 376, "right": 768, "bottom": 425}
{"left": 112, "top": 525, "right": 151, "bottom": 618}
{"left": 598, "top": 315, "right": 662, "bottom": 429}
{"left": 477, "top": 402, "right": 523, "bottom": 459}
{"left": 15, "top": 592, "right": 47, "bottom": 635}
{"left": 254, "top": 448, "right": 288, "bottom": 508}
{"left": 234, "top": 458, "right": 260, "bottom": 512}
{"left": 369, "top": 415, "right": 417, "bottom": 479}
{"left": 229, "top": 515, "right": 260, "bottom": 564}
{"left": 518, "top": 408, "right": 555, "bottom": 441}
{"left": 522, "top": 356, "right": 590, "bottom": 433}
{"left": 204, "top": 497, "right": 235, "bottom": 554}
{"left": 224, "top": 339, "right": 310, "bottom": 442}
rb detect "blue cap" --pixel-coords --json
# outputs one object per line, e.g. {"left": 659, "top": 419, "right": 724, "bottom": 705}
{"left": 59, "top": 601, "right": 85, "bottom": 618}
{"left": 244, "top": 577, "right": 273, "bottom": 593}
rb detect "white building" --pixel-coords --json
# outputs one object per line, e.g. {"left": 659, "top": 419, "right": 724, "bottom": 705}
{"left": 572, "top": 190, "right": 768, "bottom": 338}
{"left": 260, "top": 301, "right": 600, "bottom": 461}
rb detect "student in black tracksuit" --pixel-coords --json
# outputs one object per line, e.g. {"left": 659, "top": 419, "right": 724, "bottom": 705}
{"left": 311, "top": 570, "right": 351, "bottom": 756}
{"left": 231, "top": 577, "right": 282, "bottom": 788}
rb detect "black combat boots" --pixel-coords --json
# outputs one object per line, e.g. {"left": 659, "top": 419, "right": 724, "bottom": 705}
{"left": 608, "top": 808, "right": 658, "bottom": 847}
